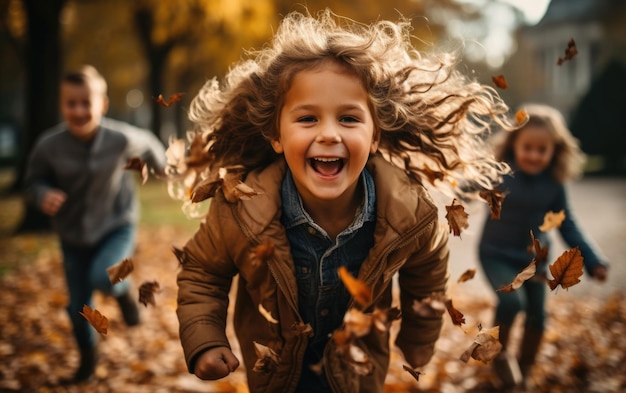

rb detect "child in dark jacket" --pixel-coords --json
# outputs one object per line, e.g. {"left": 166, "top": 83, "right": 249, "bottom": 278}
{"left": 169, "top": 10, "right": 517, "bottom": 393}
{"left": 23, "top": 65, "right": 166, "bottom": 383}
{"left": 479, "top": 103, "right": 609, "bottom": 389}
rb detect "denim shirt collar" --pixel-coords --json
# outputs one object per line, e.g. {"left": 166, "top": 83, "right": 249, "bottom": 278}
{"left": 281, "top": 168, "right": 376, "bottom": 235}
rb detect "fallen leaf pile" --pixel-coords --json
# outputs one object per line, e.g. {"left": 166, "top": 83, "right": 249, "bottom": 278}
{"left": 0, "top": 228, "right": 624, "bottom": 392}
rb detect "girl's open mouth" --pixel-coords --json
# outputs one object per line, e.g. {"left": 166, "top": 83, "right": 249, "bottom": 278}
{"left": 310, "top": 157, "right": 344, "bottom": 176}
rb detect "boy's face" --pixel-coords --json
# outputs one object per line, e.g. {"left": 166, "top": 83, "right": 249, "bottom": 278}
{"left": 273, "top": 61, "right": 378, "bottom": 208}
{"left": 59, "top": 81, "right": 108, "bottom": 141}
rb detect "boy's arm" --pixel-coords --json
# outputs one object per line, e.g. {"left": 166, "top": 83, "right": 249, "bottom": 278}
{"left": 176, "top": 199, "right": 238, "bottom": 373}
{"left": 120, "top": 121, "right": 167, "bottom": 175}
{"left": 395, "top": 218, "right": 449, "bottom": 368}
{"left": 23, "top": 141, "right": 55, "bottom": 210}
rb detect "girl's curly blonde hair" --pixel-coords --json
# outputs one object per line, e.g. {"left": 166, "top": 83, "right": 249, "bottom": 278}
{"left": 494, "top": 103, "right": 586, "bottom": 183}
{"left": 168, "top": 9, "right": 517, "bottom": 209}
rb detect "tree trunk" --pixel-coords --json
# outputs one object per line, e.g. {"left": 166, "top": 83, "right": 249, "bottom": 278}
{"left": 13, "top": 0, "right": 66, "bottom": 233}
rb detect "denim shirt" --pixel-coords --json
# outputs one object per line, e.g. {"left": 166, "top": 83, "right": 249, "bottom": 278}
{"left": 281, "top": 169, "right": 376, "bottom": 364}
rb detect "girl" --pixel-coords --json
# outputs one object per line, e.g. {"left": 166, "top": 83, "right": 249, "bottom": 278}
{"left": 170, "top": 10, "right": 514, "bottom": 393}
{"left": 479, "top": 104, "right": 609, "bottom": 389}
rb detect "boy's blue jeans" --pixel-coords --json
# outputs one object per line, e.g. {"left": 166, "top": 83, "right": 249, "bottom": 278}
{"left": 60, "top": 224, "right": 136, "bottom": 350}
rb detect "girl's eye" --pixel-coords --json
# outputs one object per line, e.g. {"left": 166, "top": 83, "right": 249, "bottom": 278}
{"left": 297, "top": 116, "right": 317, "bottom": 123}
{"left": 340, "top": 116, "right": 359, "bottom": 123}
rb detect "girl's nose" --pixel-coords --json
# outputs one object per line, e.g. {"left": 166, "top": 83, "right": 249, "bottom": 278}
{"left": 315, "top": 122, "right": 341, "bottom": 144}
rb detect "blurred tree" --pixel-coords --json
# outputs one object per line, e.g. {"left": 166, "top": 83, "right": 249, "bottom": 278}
{"left": 2, "top": 0, "right": 66, "bottom": 232}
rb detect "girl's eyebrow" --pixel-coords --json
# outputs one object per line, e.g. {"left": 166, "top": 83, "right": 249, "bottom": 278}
{"left": 287, "top": 103, "right": 368, "bottom": 113}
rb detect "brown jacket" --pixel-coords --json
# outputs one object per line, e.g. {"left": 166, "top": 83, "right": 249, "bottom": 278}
{"left": 177, "top": 154, "right": 449, "bottom": 393}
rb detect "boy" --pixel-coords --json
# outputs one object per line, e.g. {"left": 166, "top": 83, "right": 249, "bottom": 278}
{"left": 23, "top": 65, "right": 166, "bottom": 383}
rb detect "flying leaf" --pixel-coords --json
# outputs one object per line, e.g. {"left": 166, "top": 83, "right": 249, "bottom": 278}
{"left": 422, "top": 163, "right": 445, "bottom": 186}
{"left": 460, "top": 326, "right": 502, "bottom": 363}
{"left": 491, "top": 74, "right": 509, "bottom": 89}
{"left": 445, "top": 199, "right": 469, "bottom": 237}
{"left": 106, "top": 258, "right": 134, "bottom": 285}
{"left": 548, "top": 247, "right": 584, "bottom": 290}
{"left": 457, "top": 268, "right": 476, "bottom": 283}
{"left": 79, "top": 304, "right": 108, "bottom": 335}
{"left": 479, "top": 189, "right": 506, "bottom": 220}
{"left": 124, "top": 157, "right": 149, "bottom": 185}
{"left": 529, "top": 230, "right": 549, "bottom": 265}
{"left": 445, "top": 298, "right": 466, "bottom": 326}
{"left": 539, "top": 210, "right": 566, "bottom": 232}
{"left": 412, "top": 292, "right": 446, "bottom": 318}
{"left": 402, "top": 364, "right": 423, "bottom": 382}
{"left": 258, "top": 303, "right": 279, "bottom": 324}
{"left": 250, "top": 241, "right": 276, "bottom": 267}
{"left": 186, "top": 132, "right": 209, "bottom": 167}
{"left": 222, "top": 171, "right": 261, "bottom": 203}
{"left": 497, "top": 260, "right": 537, "bottom": 293}
{"left": 338, "top": 266, "right": 372, "bottom": 307}
{"left": 344, "top": 308, "right": 372, "bottom": 337}
{"left": 372, "top": 307, "right": 401, "bottom": 332}
{"left": 515, "top": 108, "right": 529, "bottom": 125}
{"left": 348, "top": 344, "right": 374, "bottom": 376}
{"left": 557, "top": 38, "right": 578, "bottom": 65}
{"left": 191, "top": 175, "right": 222, "bottom": 203}
{"left": 153, "top": 92, "right": 184, "bottom": 108}
{"left": 172, "top": 246, "right": 186, "bottom": 266}
{"left": 252, "top": 341, "right": 280, "bottom": 373}
{"left": 138, "top": 281, "right": 160, "bottom": 307}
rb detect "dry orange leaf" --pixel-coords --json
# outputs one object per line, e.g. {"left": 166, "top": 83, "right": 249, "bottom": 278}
{"left": 79, "top": 304, "right": 108, "bottom": 335}
{"left": 422, "top": 163, "right": 445, "bottom": 186}
{"left": 539, "top": 210, "right": 566, "bottom": 232}
{"left": 515, "top": 108, "right": 529, "bottom": 125}
{"left": 124, "top": 157, "right": 149, "bottom": 185}
{"left": 479, "top": 189, "right": 506, "bottom": 220}
{"left": 445, "top": 298, "right": 466, "bottom": 326}
{"left": 529, "top": 230, "right": 549, "bottom": 265}
{"left": 172, "top": 246, "right": 186, "bottom": 265}
{"left": 153, "top": 92, "right": 184, "bottom": 108}
{"left": 250, "top": 241, "right": 275, "bottom": 267}
{"left": 460, "top": 326, "right": 502, "bottom": 363}
{"left": 412, "top": 292, "right": 446, "bottom": 318}
{"left": 258, "top": 303, "right": 279, "bottom": 324}
{"left": 252, "top": 341, "right": 280, "bottom": 373}
{"left": 372, "top": 307, "right": 401, "bottom": 332}
{"left": 457, "top": 268, "right": 477, "bottom": 283}
{"left": 222, "top": 171, "right": 260, "bottom": 203}
{"left": 402, "top": 364, "right": 423, "bottom": 382}
{"left": 548, "top": 247, "right": 584, "bottom": 290}
{"left": 557, "top": 38, "right": 578, "bottom": 66}
{"left": 106, "top": 258, "right": 134, "bottom": 285}
{"left": 492, "top": 74, "right": 509, "bottom": 89}
{"left": 344, "top": 308, "right": 372, "bottom": 337}
{"left": 445, "top": 199, "right": 469, "bottom": 237}
{"left": 138, "top": 281, "right": 160, "bottom": 307}
{"left": 338, "top": 266, "right": 372, "bottom": 307}
{"left": 497, "top": 260, "right": 536, "bottom": 293}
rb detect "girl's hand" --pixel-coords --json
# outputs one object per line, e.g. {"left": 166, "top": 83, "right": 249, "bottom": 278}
{"left": 194, "top": 347, "right": 240, "bottom": 380}
{"left": 41, "top": 189, "right": 67, "bottom": 216}
{"left": 591, "top": 265, "right": 608, "bottom": 282}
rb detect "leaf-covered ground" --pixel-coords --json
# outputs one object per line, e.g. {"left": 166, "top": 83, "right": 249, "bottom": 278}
{"left": 1, "top": 225, "right": 625, "bottom": 393}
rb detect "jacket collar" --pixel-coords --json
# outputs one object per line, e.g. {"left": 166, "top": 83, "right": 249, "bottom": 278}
{"left": 236, "top": 153, "right": 435, "bottom": 240}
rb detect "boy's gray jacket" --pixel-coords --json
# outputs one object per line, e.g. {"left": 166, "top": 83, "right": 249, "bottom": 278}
{"left": 177, "top": 154, "right": 449, "bottom": 393}
{"left": 23, "top": 117, "right": 166, "bottom": 246}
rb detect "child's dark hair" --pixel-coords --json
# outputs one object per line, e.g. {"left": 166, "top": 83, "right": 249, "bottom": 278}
{"left": 168, "top": 9, "right": 518, "bottom": 206}
{"left": 494, "top": 103, "right": 585, "bottom": 183}
{"left": 62, "top": 65, "right": 108, "bottom": 96}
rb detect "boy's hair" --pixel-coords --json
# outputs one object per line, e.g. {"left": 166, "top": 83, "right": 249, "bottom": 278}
{"left": 494, "top": 103, "right": 585, "bottom": 183}
{"left": 176, "top": 10, "right": 517, "bottom": 200}
{"left": 62, "top": 65, "right": 108, "bottom": 97}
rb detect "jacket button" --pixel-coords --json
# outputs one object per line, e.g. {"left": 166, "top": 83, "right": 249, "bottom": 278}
{"left": 307, "top": 227, "right": 316, "bottom": 235}
{"left": 320, "top": 309, "right": 329, "bottom": 316}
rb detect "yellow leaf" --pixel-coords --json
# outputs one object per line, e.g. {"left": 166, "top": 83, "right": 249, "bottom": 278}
{"left": 338, "top": 266, "right": 372, "bottom": 307}
{"left": 539, "top": 210, "right": 566, "bottom": 232}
